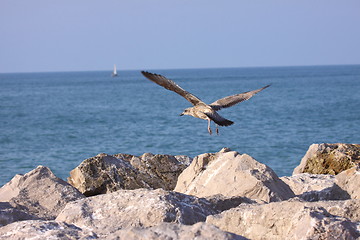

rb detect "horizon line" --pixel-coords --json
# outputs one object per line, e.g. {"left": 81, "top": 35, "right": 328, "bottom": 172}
{"left": 1, "top": 63, "right": 359, "bottom": 75}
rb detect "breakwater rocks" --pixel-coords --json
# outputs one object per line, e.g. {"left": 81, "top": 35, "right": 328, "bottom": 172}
{"left": 0, "top": 143, "right": 359, "bottom": 239}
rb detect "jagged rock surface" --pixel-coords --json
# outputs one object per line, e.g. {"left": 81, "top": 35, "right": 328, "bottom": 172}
{"left": 280, "top": 173, "right": 350, "bottom": 201}
{"left": 68, "top": 153, "right": 191, "bottom": 196}
{"left": 0, "top": 166, "right": 84, "bottom": 220}
{"left": 56, "top": 188, "right": 217, "bottom": 236}
{"left": 1, "top": 145, "right": 360, "bottom": 239}
{"left": 293, "top": 143, "right": 360, "bottom": 175}
{"left": 174, "top": 148, "right": 294, "bottom": 202}
{"left": 0, "top": 220, "right": 98, "bottom": 240}
{"left": 0, "top": 202, "right": 38, "bottom": 227}
{"left": 336, "top": 166, "right": 360, "bottom": 199}
{"left": 106, "top": 222, "right": 247, "bottom": 240}
{"left": 207, "top": 199, "right": 360, "bottom": 240}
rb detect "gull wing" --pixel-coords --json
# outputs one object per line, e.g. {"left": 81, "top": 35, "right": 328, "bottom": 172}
{"left": 141, "top": 71, "right": 204, "bottom": 106}
{"left": 210, "top": 85, "right": 270, "bottom": 110}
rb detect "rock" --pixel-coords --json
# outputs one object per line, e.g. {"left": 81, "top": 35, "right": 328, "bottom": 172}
{"left": 0, "top": 220, "right": 98, "bottom": 240}
{"left": 280, "top": 173, "right": 350, "bottom": 201}
{"left": 68, "top": 153, "right": 191, "bottom": 196}
{"left": 0, "top": 166, "right": 84, "bottom": 220}
{"left": 174, "top": 148, "right": 294, "bottom": 202}
{"left": 107, "top": 222, "right": 246, "bottom": 240}
{"left": 336, "top": 166, "right": 360, "bottom": 199}
{"left": 204, "top": 194, "right": 256, "bottom": 212}
{"left": 56, "top": 188, "right": 217, "bottom": 236}
{"left": 293, "top": 143, "right": 360, "bottom": 175}
{"left": 207, "top": 199, "right": 360, "bottom": 240}
{"left": 0, "top": 202, "right": 38, "bottom": 227}
{"left": 323, "top": 199, "right": 360, "bottom": 222}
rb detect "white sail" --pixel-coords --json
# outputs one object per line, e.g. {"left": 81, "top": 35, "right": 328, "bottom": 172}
{"left": 112, "top": 64, "right": 118, "bottom": 77}
{"left": 113, "top": 64, "right": 117, "bottom": 74}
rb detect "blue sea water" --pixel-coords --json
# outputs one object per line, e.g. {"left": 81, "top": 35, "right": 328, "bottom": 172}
{"left": 0, "top": 65, "right": 359, "bottom": 186}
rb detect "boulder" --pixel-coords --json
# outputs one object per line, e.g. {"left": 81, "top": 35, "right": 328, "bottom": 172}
{"left": 204, "top": 194, "right": 256, "bottom": 212}
{"left": 0, "top": 166, "right": 84, "bottom": 220}
{"left": 68, "top": 153, "right": 191, "bottom": 196}
{"left": 56, "top": 188, "right": 217, "bottom": 236}
{"left": 174, "top": 148, "right": 294, "bottom": 202}
{"left": 207, "top": 199, "right": 360, "bottom": 240}
{"left": 336, "top": 166, "right": 360, "bottom": 199}
{"left": 0, "top": 202, "right": 38, "bottom": 227}
{"left": 323, "top": 199, "right": 360, "bottom": 222}
{"left": 106, "top": 222, "right": 246, "bottom": 240}
{"left": 293, "top": 143, "right": 360, "bottom": 175}
{"left": 0, "top": 220, "right": 98, "bottom": 240}
{"left": 280, "top": 173, "right": 350, "bottom": 201}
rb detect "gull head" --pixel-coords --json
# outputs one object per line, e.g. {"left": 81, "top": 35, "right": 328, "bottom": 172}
{"left": 180, "top": 108, "right": 192, "bottom": 116}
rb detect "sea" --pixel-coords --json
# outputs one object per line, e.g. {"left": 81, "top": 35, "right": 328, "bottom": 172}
{"left": 1, "top": 65, "right": 359, "bottom": 186}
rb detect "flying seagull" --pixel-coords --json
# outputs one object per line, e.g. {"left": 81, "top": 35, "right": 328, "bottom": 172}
{"left": 141, "top": 71, "right": 270, "bottom": 135}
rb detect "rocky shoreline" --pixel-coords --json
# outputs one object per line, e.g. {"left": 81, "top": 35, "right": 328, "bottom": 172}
{"left": 0, "top": 143, "right": 359, "bottom": 239}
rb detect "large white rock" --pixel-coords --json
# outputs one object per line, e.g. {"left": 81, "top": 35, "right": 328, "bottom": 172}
{"left": 336, "top": 166, "right": 360, "bottom": 199}
{"left": 174, "top": 148, "right": 294, "bottom": 202}
{"left": 56, "top": 188, "right": 217, "bottom": 236}
{"left": 280, "top": 173, "right": 350, "bottom": 201}
{"left": 0, "top": 166, "right": 84, "bottom": 220}
{"left": 0, "top": 220, "right": 97, "bottom": 240}
{"left": 106, "top": 222, "right": 246, "bottom": 240}
{"left": 207, "top": 199, "right": 360, "bottom": 240}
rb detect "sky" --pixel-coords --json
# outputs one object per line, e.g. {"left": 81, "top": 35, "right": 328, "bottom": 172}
{"left": 1, "top": 0, "right": 360, "bottom": 73}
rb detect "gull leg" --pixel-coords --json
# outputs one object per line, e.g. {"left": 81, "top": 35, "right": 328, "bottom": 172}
{"left": 216, "top": 124, "right": 219, "bottom": 135}
{"left": 207, "top": 120, "right": 212, "bottom": 135}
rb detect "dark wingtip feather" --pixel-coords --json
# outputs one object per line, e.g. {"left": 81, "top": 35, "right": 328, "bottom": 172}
{"left": 221, "top": 119, "right": 234, "bottom": 126}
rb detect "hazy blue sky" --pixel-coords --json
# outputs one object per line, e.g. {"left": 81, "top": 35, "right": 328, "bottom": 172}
{"left": 1, "top": 0, "right": 360, "bottom": 73}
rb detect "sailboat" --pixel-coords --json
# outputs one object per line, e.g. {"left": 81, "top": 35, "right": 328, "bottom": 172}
{"left": 112, "top": 64, "right": 118, "bottom": 77}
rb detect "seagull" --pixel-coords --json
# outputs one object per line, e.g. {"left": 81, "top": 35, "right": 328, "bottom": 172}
{"left": 141, "top": 71, "right": 270, "bottom": 135}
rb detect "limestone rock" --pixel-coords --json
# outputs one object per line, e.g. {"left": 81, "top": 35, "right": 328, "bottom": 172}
{"left": 174, "top": 148, "right": 294, "bottom": 202}
{"left": 0, "top": 202, "right": 38, "bottom": 227}
{"left": 107, "top": 222, "right": 246, "bottom": 240}
{"left": 0, "top": 166, "right": 84, "bottom": 220}
{"left": 204, "top": 194, "right": 256, "bottom": 212}
{"left": 293, "top": 143, "right": 360, "bottom": 175}
{"left": 280, "top": 173, "right": 350, "bottom": 201}
{"left": 336, "top": 166, "right": 360, "bottom": 199}
{"left": 68, "top": 153, "right": 191, "bottom": 196}
{"left": 207, "top": 199, "right": 360, "bottom": 240}
{"left": 0, "top": 220, "right": 98, "bottom": 240}
{"left": 323, "top": 199, "right": 360, "bottom": 222}
{"left": 56, "top": 188, "right": 217, "bottom": 236}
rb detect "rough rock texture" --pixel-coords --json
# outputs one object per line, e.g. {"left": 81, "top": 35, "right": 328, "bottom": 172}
{"left": 56, "top": 188, "right": 217, "bottom": 236}
{"left": 336, "top": 166, "right": 360, "bottom": 199}
{"left": 280, "top": 173, "right": 350, "bottom": 201}
{"left": 207, "top": 199, "right": 360, "bottom": 240}
{"left": 0, "top": 166, "right": 84, "bottom": 220}
{"left": 174, "top": 148, "right": 294, "bottom": 202}
{"left": 293, "top": 143, "right": 360, "bottom": 175}
{"left": 204, "top": 194, "right": 256, "bottom": 212}
{"left": 68, "top": 153, "right": 191, "bottom": 196}
{"left": 106, "top": 222, "right": 246, "bottom": 240}
{"left": 0, "top": 220, "right": 98, "bottom": 240}
{"left": 0, "top": 202, "right": 38, "bottom": 227}
{"left": 324, "top": 199, "right": 360, "bottom": 222}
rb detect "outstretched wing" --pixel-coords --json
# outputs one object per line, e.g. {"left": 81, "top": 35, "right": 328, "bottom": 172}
{"left": 141, "top": 71, "right": 204, "bottom": 106}
{"left": 210, "top": 85, "right": 270, "bottom": 110}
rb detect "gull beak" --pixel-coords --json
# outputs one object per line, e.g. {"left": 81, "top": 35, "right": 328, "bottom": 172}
{"left": 179, "top": 112, "right": 184, "bottom": 116}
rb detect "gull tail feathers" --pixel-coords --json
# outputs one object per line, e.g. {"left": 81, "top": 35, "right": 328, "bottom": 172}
{"left": 204, "top": 112, "right": 234, "bottom": 126}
